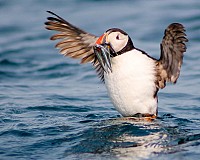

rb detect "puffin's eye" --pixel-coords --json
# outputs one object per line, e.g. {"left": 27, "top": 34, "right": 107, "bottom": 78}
{"left": 116, "top": 35, "right": 120, "bottom": 40}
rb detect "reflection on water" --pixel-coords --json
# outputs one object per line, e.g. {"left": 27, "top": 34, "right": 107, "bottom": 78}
{"left": 105, "top": 119, "right": 165, "bottom": 159}
{"left": 66, "top": 114, "right": 200, "bottom": 159}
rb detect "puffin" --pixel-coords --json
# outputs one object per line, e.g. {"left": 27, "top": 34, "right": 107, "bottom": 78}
{"left": 45, "top": 11, "right": 188, "bottom": 118}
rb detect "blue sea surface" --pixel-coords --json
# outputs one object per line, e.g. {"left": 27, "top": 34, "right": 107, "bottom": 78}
{"left": 0, "top": 0, "right": 200, "bottom": 159}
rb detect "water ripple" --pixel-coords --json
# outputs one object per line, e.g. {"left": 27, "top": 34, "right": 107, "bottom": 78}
{"left": 0, "top": 0, "right": 200, "bottom": 160}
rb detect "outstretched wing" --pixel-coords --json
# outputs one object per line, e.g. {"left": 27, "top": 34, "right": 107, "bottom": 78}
{"left": 156, "top": 23, "right": 188, "bottom": 89}
{"left": 45, "top": 11, "right": 104, "bottom": 81}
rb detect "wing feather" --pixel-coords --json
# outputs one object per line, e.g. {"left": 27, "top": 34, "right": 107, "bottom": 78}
{"left": 45, "top": 11, "right": 105, "bottom": 81}
{"left": 156, "top": 23, "right": 188, "bottom": 89}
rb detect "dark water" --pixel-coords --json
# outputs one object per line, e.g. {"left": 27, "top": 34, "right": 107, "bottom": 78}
{"left": 0, "top": 0, "right": 200, "bottom": 159}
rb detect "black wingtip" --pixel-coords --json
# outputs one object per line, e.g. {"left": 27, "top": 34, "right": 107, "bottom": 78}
{"left": 46, "top": 10, "right": 69, "bottom": 24}
{"left": 46, "top": 11, "right": 59, "bottom": 19}
{"left": 47, "top": 10, "right": 57, "bottom": 17}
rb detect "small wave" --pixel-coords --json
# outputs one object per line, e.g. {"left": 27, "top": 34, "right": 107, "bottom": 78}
{"left": 0, "top": 71, "right": 16, "bottom": 78}
{"left": 178, "top": 134, "right": 200, "bottom": 145}
{"left": 0, "top": 59, "right": 18, "bottom": 66}
{"left": 37, "top": 63, "right": 78, "bottom": 72}
{"left": 0, "top": 129, "right": 33, "bottom": 137}
{"left": 27, "top": 104, "right": 91, "bottom": 113}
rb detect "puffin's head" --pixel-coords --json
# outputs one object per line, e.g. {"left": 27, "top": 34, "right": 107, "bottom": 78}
{"left": 94, "top": 28, "right": 134, "bottom": 72}
{"left": 96, "top": 28, "right": 134, "bottom": 56}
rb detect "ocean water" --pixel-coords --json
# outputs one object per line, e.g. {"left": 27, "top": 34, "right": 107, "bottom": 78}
{"left": 0, "top": 0, "right": 200, "bottom": 159}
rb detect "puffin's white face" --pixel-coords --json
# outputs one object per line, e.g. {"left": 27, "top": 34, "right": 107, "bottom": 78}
{"left": 94, "top": 28, "right": 134, "bottom": 73}
{"left": 106, "top": 31, "right": 129, "bottom": 53}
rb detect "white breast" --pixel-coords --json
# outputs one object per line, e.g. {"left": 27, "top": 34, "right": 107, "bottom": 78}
{"left": 104, "top": 49, "right": 157, "bottom": 117}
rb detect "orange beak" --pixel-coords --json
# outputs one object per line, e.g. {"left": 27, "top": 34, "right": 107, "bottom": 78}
{"left": 96, "top": 33, "right": 106, "bottom": 45}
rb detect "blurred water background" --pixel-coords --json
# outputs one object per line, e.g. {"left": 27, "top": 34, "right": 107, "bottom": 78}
{"left": 0, "top": 0, "right": 200, "bottom": 159}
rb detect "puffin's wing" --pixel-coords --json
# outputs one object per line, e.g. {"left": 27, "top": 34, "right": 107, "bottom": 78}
{"left": 45, "top": 11, "right": 105, "bottom": 81}
{"left": 156, "top": 23, "right": 188, "bottom": 89}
